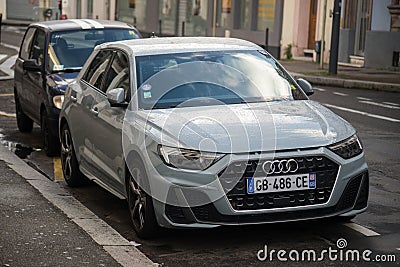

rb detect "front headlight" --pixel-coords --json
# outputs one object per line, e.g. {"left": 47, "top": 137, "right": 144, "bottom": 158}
{"left": 158, "top": 145, "right": 224, "bottom": 171}
{"left": 327, "top": 134, "right": 363, "bottom": 159}
{"left": 53, "top": 95, "right": 64, "bottom": 109}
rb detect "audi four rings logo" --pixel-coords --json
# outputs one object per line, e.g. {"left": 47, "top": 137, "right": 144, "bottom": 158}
{"left": 262, "top": 159, "right": 299, "bottom": 174}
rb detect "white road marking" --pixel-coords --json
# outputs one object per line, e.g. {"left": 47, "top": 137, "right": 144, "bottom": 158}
{"left": 314, "top": 87, "right": 326, "bottom": 92}
{"left": 324, "top": 103, "right": 400, "bottom": 123}
{"left": 344, "top": 223, "right": 380, "bottom": 237}
{"left": 0, "top": 55, "right": 18, "bottom": 79}
{"left": 397, "top": 248, "right": 400, "bottom": 251}
{"left": 382, "top": 102, "right": 399, "bottom": 106}
{"left": 359, "top": 100, "right": 400, "bottom": 110}
{"left": 357, "top": 97, "right": 371, "bottom": 101}
{"left": 0, "top": 54, "right": 7, "bottom": 61}
{"left": 1, "top": 43, "right": 20, "bottom": 51}
{"left": 333, "top": 92, "right": 348, "bottom": 96}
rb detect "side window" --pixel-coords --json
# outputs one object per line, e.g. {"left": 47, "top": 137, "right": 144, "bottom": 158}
{"left": 103, "top": 51, "right": 130, "bottom": 101}
{"left": 83, "top": 50, "right": 113, "bottom": 89}
{"left": 29, "top": 30, "right": 46, "bottom": 65}
{"left": 20, "top": 28, "right": 36, "bottom": 60}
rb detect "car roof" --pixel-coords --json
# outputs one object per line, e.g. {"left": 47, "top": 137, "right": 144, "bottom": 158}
{"left": 99, "top": 37, "right": 262, "bottom": 56}
{"left": 31, "top": 19, "right": 133, "bottom": 32}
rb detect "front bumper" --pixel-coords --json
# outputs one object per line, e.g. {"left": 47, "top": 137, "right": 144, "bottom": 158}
{"left": 145, "top": 147, "right": 368, "bottom": 228}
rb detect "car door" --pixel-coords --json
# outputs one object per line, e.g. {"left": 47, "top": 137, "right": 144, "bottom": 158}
{"left": 18, "top": 28, "right": 46, "bottom": 122}
{"left": 89, "top": 50, "right": 131, "bottom": 195}
{"left": 68, "top": 49, "right": 113, "bottom": 173}
{"left": 14, "top": 27, "right": 36, "bottom": 115}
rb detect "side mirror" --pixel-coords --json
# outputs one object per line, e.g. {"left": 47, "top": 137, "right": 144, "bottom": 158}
{"left": 107, "top": 88, "right": 127, "bottom": 107}
{"left": 297, "top": 78, "right": 314, "bottom": 96}
{"left": 23, "top": 59, "right": 41, "bottom": 72}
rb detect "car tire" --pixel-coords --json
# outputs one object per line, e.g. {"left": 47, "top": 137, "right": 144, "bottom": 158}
{"left": 60, "top": 123, "right": 85, "bottom": 187}
{"left": 126, "top": 158, "right": 159, "bottom": 238}
{"left": 14, "top": 91, "right": 33, "bottom": 133}
{"left": 41, "top": 110, "right": 60, "bottom": 156}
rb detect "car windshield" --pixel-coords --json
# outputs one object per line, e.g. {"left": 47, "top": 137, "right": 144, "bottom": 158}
{"left": 135, "top": 50, "right": 307, "bottom": 109}
{"left": 48, "top": 28, "right": 140, "bottom": 72}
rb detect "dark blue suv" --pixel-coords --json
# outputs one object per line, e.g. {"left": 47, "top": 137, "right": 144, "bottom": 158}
{"left": 14, "top": 19, "right": 141, "bottom": 156}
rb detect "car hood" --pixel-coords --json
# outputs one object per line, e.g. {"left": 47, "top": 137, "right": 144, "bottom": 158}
{"left": 46, "top": 72, "right": 78, "bottom": 92}
{"left": 132, "top": 100, "right": 355, "bottom": 153}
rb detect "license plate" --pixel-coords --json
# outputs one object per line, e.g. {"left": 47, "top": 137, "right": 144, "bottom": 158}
{"left": 247, "top": 173, "right": 316, "bottom": 194}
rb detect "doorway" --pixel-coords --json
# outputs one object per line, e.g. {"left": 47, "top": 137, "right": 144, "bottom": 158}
{"left": 308, "top": 0, "right": 317, "bottom": 49}
{"left": 354, "top": 0, "right": 371, "bottom": 56}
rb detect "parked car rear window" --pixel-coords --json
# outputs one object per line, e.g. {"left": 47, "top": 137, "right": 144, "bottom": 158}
{"left": 48, "top": 28, "right": 139, "bottom": 72}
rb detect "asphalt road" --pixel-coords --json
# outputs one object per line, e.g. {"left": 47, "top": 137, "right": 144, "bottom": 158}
{"left": 0, "top": 28, "right": 399, "bottom": 266}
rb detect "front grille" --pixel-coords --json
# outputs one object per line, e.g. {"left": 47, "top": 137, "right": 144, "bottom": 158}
{"left": 219, "top": 156, "right": 339, "bottom": 210}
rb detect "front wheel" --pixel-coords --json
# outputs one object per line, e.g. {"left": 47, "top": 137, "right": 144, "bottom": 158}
{"left": 60, "top": 123, "right": 84, "bottom": 187}
{"left": 127, "top": 159, "right": 159, "bottom": 238}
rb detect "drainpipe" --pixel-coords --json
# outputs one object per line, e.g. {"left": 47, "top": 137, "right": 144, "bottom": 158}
{"left": 212, "top": 0, "right": 217, "bottom": 36}
{"left": 320, "top": 0, "right": 327, "bottom": 69}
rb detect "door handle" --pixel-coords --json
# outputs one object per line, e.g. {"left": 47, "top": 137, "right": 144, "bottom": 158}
{"left": 90, "top": 107, "right": 99, "bottom": 115}
{"left": 70, "top": 95, "right": 77, "bottom": 102}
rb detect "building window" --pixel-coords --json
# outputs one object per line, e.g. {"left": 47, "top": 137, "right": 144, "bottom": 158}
{"left": 76, "top": 0, "right": 82, "bottom": 18}
{"left": 159, "top": 0, "right": 178, "bottom": 35}
{"left": 217, "top": 0, "right": 232, "bottom": 28}
{"left": 87, "top": 0, "right": 93, "bottom": 19}
{"left": 117, "top": 0, "right": 147, "bottom": 30}
{"left": 185, "top": 0, "right": 208, "bottom": 36}
{"left": 240, "top": 0, "right": 250, "bottom": 29}
{"left": 257, "top": 0, "right": 275, "bottom": 31}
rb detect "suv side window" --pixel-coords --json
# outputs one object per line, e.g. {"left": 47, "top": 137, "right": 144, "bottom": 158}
{"left": 29, "top": 29, "right": 46, "bottom": 66}
{"left": 102, "top": 51, "right": 130, "bottom": 101}
{"left": 83, "top": 50, "right": 113, "bottom": 90}
{"left": 20, "top": 27, "right": 36, "bottom": 60}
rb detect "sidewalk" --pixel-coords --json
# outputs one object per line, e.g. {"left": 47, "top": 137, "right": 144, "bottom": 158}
{"left": 0, "top": 145, "right": 155, "bottom": 266}
{"left": 280, "top": 60, "right": 400, "bottom": 92}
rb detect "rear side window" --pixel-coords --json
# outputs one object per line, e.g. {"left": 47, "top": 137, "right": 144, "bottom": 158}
{"left": 83, "top": 50, "right": 113, "bottom": 90}
{"left": 20, "top": 27, "right": 36, "bottom": 60}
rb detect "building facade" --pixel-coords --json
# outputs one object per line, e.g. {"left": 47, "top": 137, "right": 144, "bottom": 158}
{"left": 0, "top": 0, "right": 60, "bottom": 21}
{"left": 112, "top": 0, "right": 285, "bottom": 58}
{"left": 339, "top": 0, "right": 400, "bottom": 68}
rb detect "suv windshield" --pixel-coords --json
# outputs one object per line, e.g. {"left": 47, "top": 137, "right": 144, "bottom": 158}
{"left": 48, "top": 28, "right": 139, "bottom": 72}
{"left": 135, "top": 50, "right": 307, "bottom": 109}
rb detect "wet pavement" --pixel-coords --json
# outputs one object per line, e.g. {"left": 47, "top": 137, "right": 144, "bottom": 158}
{"left": 0, "top": 159, "right": 121, "bottom": 267}
{"left": 0, "top": 27, "right": 399, "bottom": 266}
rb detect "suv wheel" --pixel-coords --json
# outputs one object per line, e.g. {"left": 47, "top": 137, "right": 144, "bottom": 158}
{"left": 127, "top": 159, "right": 159, "bottom": 238}
{"left": 41, "top": 110, "right": 60, "bottom": 156}
{"left": 60, "top": 123, "right": 84, "bottom": 187}
{"left": 15, "top": 91, "right": 33, "bottom": 132}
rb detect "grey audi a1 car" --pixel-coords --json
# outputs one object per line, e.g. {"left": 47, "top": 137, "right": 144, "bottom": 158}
{"left": 59, "top": 37, "right": 368, "bottom": 238}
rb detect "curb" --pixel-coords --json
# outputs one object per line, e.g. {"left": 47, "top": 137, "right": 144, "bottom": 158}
{"left": 291, "top": 73, "right": 400, "bottom": 93}
{"left": 0, "top": 144, "right": 157, "bottom": 267}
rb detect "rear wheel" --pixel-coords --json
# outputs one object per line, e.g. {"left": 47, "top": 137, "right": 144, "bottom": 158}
{"left": 41, "top": 110, "right": 60, "bottom": 156}
{"left": 61, "top": 123, "right": 84, "bottom": 187}
{"left": 127, "top": 159, "right": 159, "bottom": 238}
{"left": 14, "top": 91, "right": 33, "bottom": 133}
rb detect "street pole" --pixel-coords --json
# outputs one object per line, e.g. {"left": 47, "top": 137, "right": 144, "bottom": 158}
{"left": 329, "top": 0, "right": 342, "bottom": 74}
{"left": 212, "top": 0, "right": 217, "bottom": 37}
{"left": 320, "top": 0, "right": 327, "bottom": 69}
